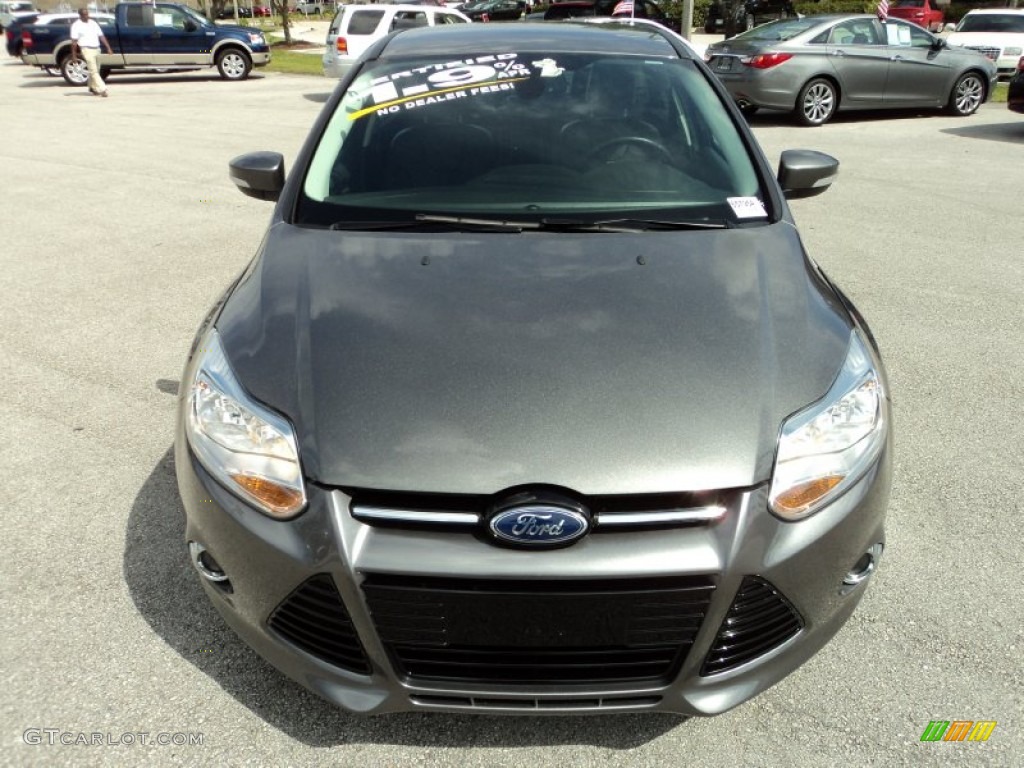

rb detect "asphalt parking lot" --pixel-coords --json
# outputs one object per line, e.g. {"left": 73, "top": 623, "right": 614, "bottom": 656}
{"left": 1, "top": 54, "right": 1022, "bottom": 767}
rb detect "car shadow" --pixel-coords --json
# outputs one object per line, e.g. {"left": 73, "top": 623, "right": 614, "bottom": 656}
{"left": 940, "top": 120, "right": 1024, "bottom": 144}
{"left": 303, "top": 92, "right": 332, "bottom": 103}
{"left": 19, "top": 72, "right": 268, "bottom": 88}
{"left": 744, "top": 106, "right": 984, "bottom": 127}
{"left": 124, "top": 441, "right": 687, "bottom": 748}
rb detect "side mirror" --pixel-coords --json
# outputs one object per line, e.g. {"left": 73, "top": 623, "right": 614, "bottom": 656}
{"left": 943, "top": 22, "right": 955, "bottom": 33}
{"left": 931, "top": 37, "right": 946, "bottom": 51}
{"left": 777, "top": 149, "right": 839, "bottom": 199}
{"left": 229, "top": 151, "right": 285, "bottom": 202}
{"left": 184, "top": 18, "right": 197, "bottom": 31}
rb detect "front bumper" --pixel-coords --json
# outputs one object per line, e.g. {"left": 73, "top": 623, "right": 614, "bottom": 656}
{"left": 175, "top": 427, "right": 890, "bottom": 716}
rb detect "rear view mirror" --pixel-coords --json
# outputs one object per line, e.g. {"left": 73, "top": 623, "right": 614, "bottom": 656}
{"left": 229, "top": 152, "right": 285, "bottom": 202}
{"left": 777, "top": 150, "right": 839, "bottom": 199}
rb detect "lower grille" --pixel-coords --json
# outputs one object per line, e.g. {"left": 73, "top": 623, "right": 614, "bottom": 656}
{"left": 267, "top": 575, "right": 372, "bottom": 675}
{"left": 361, "top": 574, "right": 715, "bottom": 685}
{"left": 411, "top": 694, "right": 662, "bottom": 710}
{"left": 701, "top": 577, "right": 802, "bottom": 676}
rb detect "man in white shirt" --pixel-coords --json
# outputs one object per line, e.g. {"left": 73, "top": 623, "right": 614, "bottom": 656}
{"left": 70, "top": 7, "right": 114, "bottom": 97}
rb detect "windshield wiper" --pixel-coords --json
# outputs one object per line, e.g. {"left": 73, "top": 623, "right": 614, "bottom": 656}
{"left": 329, "top": 220, "right": 435, "bottom": 231}
{"left": 539, "top": 218, "right": 730, "bottom": 232}
{"left": 415, "top": 214, "right": 540, "bottom": 232}
{"left": 328, "top": 216, "right": 533, "bottom": 232}
{"left": 328, "top": 216, "right": 729, "bottom": 233}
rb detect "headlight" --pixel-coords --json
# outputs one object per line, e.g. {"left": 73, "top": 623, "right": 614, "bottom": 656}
{"left": 186, "top": 329, "right": 306, "bottom": 519}
{"left": 249, "top": 33, "right": 264, "bottom": 45}
{"left": 769, "top": 331, "right": 887, "bottom": 521}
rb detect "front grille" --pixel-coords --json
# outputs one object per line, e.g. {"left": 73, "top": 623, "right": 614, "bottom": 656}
{"left": 346, "top": 487, "right": 737, "bottom": 531}
{"left": 361, "top": 574, "right": 715, "bottom": 685}
{"left": 966, "top": 46, "right": 1000, "bottom": 61}
{"left": 267, "top": 575, "right": 372, "bottom": 675}
{"left": 701, "top": 577, "right": 802, "bottom": 676}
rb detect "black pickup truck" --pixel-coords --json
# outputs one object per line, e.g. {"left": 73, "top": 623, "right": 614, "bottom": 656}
{"left": 20, "top": 2, "right": 270, "bottom": 85}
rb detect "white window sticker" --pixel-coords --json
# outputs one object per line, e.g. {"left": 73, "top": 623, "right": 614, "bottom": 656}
{"left": 727, "top": 197, "right": 767, "bottom": 219}
{"left": 349, "top": 54, "right": 534, "bottom": 120}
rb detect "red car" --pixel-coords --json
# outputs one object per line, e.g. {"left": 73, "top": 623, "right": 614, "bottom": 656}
{"left": 887, "top": 0, "right": 944, "bottom": 33}
{"left": 253, "top": 4, "right": 272, "bottom": 16}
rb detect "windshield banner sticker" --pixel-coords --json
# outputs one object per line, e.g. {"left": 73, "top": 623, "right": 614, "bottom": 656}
{"left": 348, "top": 54, "right": 537, "bottom": 120}
{"left": 727, "top": 197, "right": 768, "bottom": 219}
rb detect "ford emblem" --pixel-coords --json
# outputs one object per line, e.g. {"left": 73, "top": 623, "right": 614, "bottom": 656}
{"left": 489, "top": 504, "right": 590, "bottom": 547}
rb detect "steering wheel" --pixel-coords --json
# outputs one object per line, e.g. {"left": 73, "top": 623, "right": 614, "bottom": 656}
{"left": 590, "top": 137, "right": 673, "bottom": 164}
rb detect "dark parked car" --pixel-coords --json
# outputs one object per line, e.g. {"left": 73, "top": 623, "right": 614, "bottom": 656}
{"left": 178, "top": 21, "right": 892, "bottom": 717}
{"left": 3, "top": 9, "right": 35, "bottom": 55}
{"left": 461, "top": 0, "right": 524, "bottom": 21}
{"left": 544, "top": 0, "right": 678, "bottom": 32}
{"left": 705, "top": 14, "right": 998, "bottom": 125}
{"left": 1009, "top": 55, "right": 1024, "bottom": 113}
{"left": 704, "top": 0, "right": 796, "bottom": 35}
{"left": 217, "top": 6, "right": 253, "bottom": 18}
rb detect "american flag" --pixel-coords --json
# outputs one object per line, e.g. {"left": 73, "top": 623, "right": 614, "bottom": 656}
{"left": 612, "top": 0, "right": 635, "bottom": 16}
{"left": 877, "top": 0, "right": 889, "bottom": 20}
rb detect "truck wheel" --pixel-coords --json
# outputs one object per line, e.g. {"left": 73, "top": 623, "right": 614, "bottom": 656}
{"left": 216, "top": 48, "right": 252, "bottom": 81}
{"left": 60, "top": 54, "right": 90, "bottom": 86}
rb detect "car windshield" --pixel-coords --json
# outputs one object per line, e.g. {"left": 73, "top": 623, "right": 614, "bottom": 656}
{"left": 731, "top": 16, "right": 822, "bottom": 42}
{"left": 956, "top": 14, "right": 1024, "bottom": 34}
{"left": 298, "top": 50, "right": 763, "bottom": 228}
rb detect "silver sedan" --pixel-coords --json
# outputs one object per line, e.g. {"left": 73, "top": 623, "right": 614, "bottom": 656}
{"left": 705, "top": 14, "right": 998, "bottom": 125}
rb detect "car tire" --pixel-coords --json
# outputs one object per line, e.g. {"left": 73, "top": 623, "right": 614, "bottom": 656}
{"left": 60, "top": 53, "right": 90, "bottom": 86}
{"left": 739, "top": 102, "right": 759, "bottom": 117}
{"left": 99, "top": 66, "right": 112, "bottom": 80}
{"left": 946, "top": 71, "right": 985, "bottom": 117}
{"left": 795, "top": 77, "right": 837, "bottom": 126}
{"left": 216, "top": 48, "right": 252, "bottom": 81}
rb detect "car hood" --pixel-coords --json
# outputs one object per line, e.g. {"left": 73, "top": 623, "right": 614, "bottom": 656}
{"left": 947, "top": 32, "right": 1024, "bottom": 48}
{"left": 215, "top": 223, "right": 852, "bottom": 495}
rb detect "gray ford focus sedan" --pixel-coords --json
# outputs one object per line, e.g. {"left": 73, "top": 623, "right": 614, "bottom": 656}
{"left": 175, "top": 21, "right": 892, "bottom": 716}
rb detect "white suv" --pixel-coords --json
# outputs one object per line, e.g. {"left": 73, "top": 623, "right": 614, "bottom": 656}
{"left": 322, "top": 3, "right": 470, "bottom": 79}
{"left": 0, "top": 1, "right": 36, "bottom": 30}
{"left": 946, "top": 9, "right": 1024, "bottom": 77}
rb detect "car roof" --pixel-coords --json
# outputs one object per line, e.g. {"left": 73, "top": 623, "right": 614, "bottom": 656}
{"left": 962, "top": 8, "right": 1024, "bottom": 14}
{"left": 342, "top": 3, "right": 453, "bottom": 9}
{"left": 378, "top": 20, "right": 687, "bottom": 59}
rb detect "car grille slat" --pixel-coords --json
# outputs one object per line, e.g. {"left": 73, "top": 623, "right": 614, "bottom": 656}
{"left": 701, "top": 577, "right": 803, "bottom": 676}
{"left": 392, "top": 646, "right": 679, "bottom": 683}
{"left": 362, "top": 574, "right": 715, "bottom": 685}
{"left": 267, "top": 574, "right": 372, "bottom": 675}
{"left": 347, "top": 489, "right": 737, "bottom": 532}
{"left": 965, "top": 46, "right": 1000, "bottom": 61}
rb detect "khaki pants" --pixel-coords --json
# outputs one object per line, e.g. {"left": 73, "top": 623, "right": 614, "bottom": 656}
{"left": 80, "top": 47, "right": 106, "bottom": 94}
